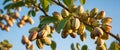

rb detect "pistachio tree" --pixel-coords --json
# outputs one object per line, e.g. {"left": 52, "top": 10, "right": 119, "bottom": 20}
{"left": 0, "top": 0, "right": 120, "bottom": 50}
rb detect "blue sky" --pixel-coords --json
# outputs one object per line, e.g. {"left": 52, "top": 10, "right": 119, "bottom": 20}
{"left": 0, "top": 0, "right": 120, "bottom": 50}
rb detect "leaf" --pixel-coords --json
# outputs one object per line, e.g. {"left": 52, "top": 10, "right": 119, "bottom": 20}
{"left": 3, "top": 0, "right": 11, "bottom": 5}
{"left": 31, "top": 10, "right": 36, "bottom": 17}
{"left": 81, "top": 45, "right": 88, "bottom": 50}
{"left": 85, "top": 25, "right": 93, "bottom": 32}
{"left": 110, "top": 41, "right": 119, "bottom": 50}
{"left": 63, "top": 0, "right": 74, "bottom": 7}
{"left": 40, "top": 0, "right": 49, "bottom": 12}
{"left": 55, "top": 19, "right": 67, "bottom": 33}
{"left": 0, "top": 9, "right": 3, "bottom": 14}
{"left": 80, "top": 0, "right": 86, "bottom": 5}
{"left": 40, "top": 17, "right": 58, "bottom": 25}
{"left": 4, "top": 1, "right": 25, "bottom": 9}
{"left": 51, "top": 40, "right": 56, "bottom": 50}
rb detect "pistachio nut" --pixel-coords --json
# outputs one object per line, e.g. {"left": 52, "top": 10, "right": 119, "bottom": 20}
{"left": 96, "top": 45, "right": 106, "bottom": 50}
{"left": 50, "top": 26, "right": 55, "bottom": 33}
{"left": 38, "top": 30, "right": 48, "bottom": 38}
{"left": 80, "top": 32, "right": 86, "bottom": 42}
{"left": 14, "top": 12, "right": 19, "bottom": 18}
{"left": 101, "top": 24, "right": 112, "bottom": 32}
{"left": 101, "top": 32, "right": 110, "bottom": 40}
{"left": 101, "top": 17, "right": 112, "bottom": 25}
{"left": 90, "top": 8, "right": 98, "bottom": 17}
{"left": 78, "top": 22, "right": 85, "bottom": 35}
{"left": 3, "top": 14, "right": 9, "bottom": 21}
{"left": 4, "top": 25, "right": 9, "bottom": 32}
{"left": 22, "top": 15, "right": 28, "bottom": 20}
{"left": 29, "top": 30, "right": 38, "bottom": 41}
{"left": 93, "top": 27, "right": 103, "bottom": 37}
{"left": 0, "top": 22, "right": 5, "bottom": 30}
{"left": 70, "top": 32, "right": 76, "bottom": 38}
{"left": 76, "top": 5, "right": 84, "bottom": 16}
{"left": 96, "top": 10, "right": 105, "bottom": 19}
{"left": 69, "top": 5, "right": 77, "bottom": 12}
{"left": 28, "top": 17, "right": 34, "bottom": 25}
{"left": 61, "top": 30, "right": 69, "bottom": 39}
{"left": 17, "top": 22, "right": 23, "bottom": 28}
{"left": 71, "top": 18, "right": 80, "bottom": 29}
{"left": 52, "top": 12, "right": 63, "bottom": 20}
{"left": 36, "top": 39, "right": 44, "bottom": 49}
{"left": 41, "top": 37, "right": 51, "bottom": 45}
{"left": 17, "top": 7, "right": 21, "bottom": 12}
{"left": 22, "top": 35, "right": 29, "bottom": 44}
{"left": 61, "top": 9, "right": 69, "bottom": 18}
{"left": 95, "top": 37, "right": 104, "bottom": 47}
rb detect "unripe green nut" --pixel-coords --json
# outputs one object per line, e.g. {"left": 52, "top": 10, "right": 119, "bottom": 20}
{"left": 61, "top": 9, "right": 69, "bottom": 18}
{"left": 95, "top": 37, "right": 104, "bottom": 47}
{"left": 36, "top": 39, "right": 44, "bottom": 49}
{"left": 96, "top": 10, "right": 105, "bottom": 19}
{"left": 42, "top": 37, "right": 51, "bottom": 45}
{"left": 52, "top": 12, "right": 63, "bottom": 20}
{"left": 69, "top": 5, "right": 77, "bottom": 12}
{"left": 76, "top": 5, "right": 84, "bottom": 16}
{"left": 90, "top": 8, "right": 98, "bottom": 17}
{"left": 101, "top": 17, "right": 112, "bottom": 25}
{"left": 96, "top": 45, "right": 106, "bottom": 50}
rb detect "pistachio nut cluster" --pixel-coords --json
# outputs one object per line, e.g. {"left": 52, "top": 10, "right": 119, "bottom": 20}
{"left": 0, "top": 13, "right": 34, "bottom": 31}
{"left": 0, "top": 12, "right": 19, "bottom": 31}
{"left": 17, "top": 15, "right": 34, "bottom": 28}
{"left": 22, "top": 24, "right": 55, "bottom": 49}
{"left": 0, "top": 40, "right": 13, "bottom": 50}
{"left": 47, "top": 5, "right": 87, "bottom": 42}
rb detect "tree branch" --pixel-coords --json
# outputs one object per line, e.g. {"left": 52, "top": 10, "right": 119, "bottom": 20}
{"left": 33, "top": 4, "right": 48, "bottom": 16}
{"left": 51, "top": 0, "right": 71, "bottom": 13}
{"left": 38, "top": 7, "right": 48, "bottom": 16}
{"left": 51, "top": 0, "right": 120, "bottom": 43}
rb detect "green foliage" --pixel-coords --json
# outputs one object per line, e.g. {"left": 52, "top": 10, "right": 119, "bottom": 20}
{"left": 80, "top": 0, "right": 86, "bottom": 5}
{"left": 50, "top": 40, "right": 56, "bottom": 50}
{"left": 40, "top": 17, "right": 58, "bottom": 25}
{"left": 40, "top": 0, "right": 49, "bottom": 12}
{"left": 109, "top": 41, "right": 119, "bottom": 50}
{"left": 4, "top": 1, "right": 25, "bottom": 9}
{"left": 63, "top": 0, "right": 74, "bottom": 7}
{"left": 55, "top": 19, "right": 67, "bottom": 33}
{"left": 81, "top": 45, "right": 88, "bottom": 50}
{"left": 28, "top": 10, "right": 36, "bottom": 17}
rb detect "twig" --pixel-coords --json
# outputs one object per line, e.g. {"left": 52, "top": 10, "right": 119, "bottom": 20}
{"left": 51, "top": 0, "right": 120, "bottom": 43}
{"left": 33, "top": 3, "right": 48, "bottom": 16}
{"left": 51, "top": 0, "right": 70, "bottom": 13}
{"left": 39, "top": 7, "right": 48, "bottom": 16}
